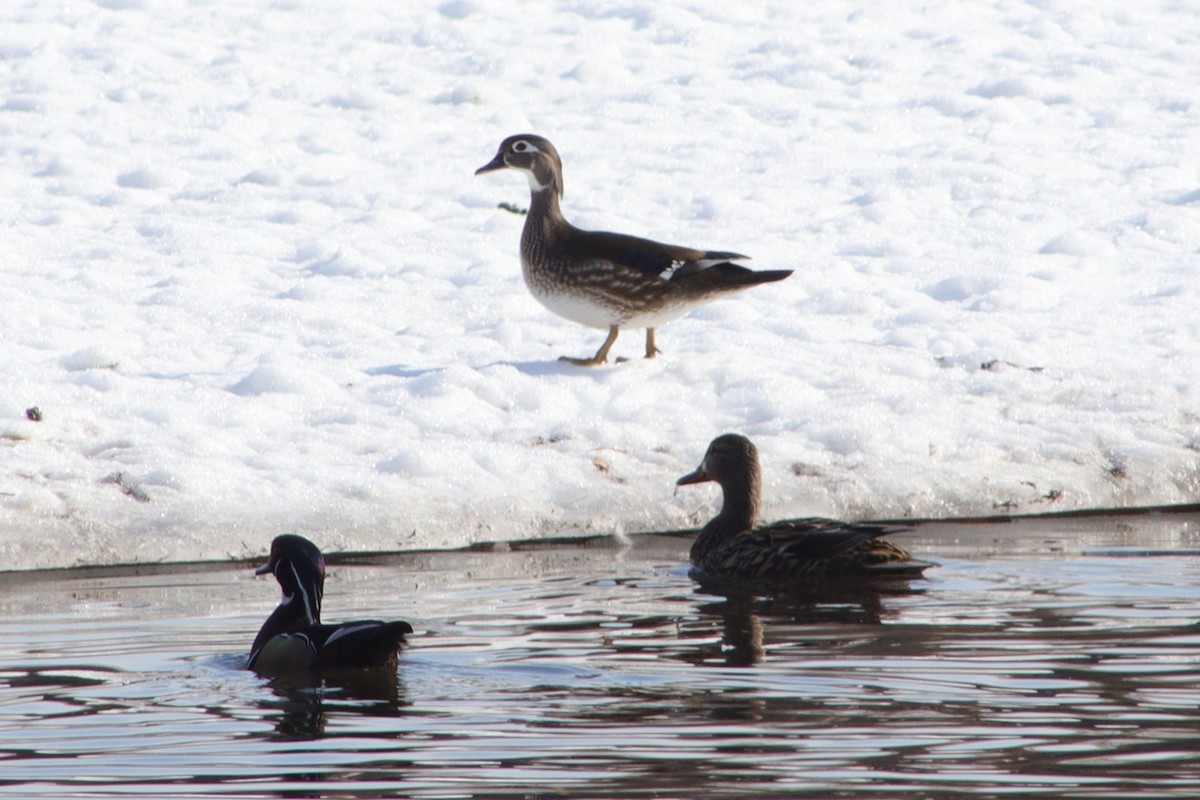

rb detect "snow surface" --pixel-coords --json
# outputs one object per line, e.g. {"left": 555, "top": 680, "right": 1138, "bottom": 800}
{"left": 2, "top": 0, "right": 1198, "bottom": 570}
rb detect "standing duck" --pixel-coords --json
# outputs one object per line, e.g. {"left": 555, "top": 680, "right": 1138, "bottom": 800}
{"left": 247, "top": 534, "right": 413, "bottom": 674}
{"left": 677, "top": 434, "right": 933, "bottom": 582}
{"left": 475, "top": 134, "right": 793, "bottom": 366}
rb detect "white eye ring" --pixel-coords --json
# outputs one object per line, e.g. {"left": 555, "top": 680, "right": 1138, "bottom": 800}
{"left": 513, "top": 141, "right": 528, "bottom": 152}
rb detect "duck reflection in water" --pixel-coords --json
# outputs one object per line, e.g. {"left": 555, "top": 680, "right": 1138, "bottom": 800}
{"left": 262, "top": 669, "right": 408, "bottom": 740}
{"left": 690, "top": 581, "right": 930, "bottom": 668}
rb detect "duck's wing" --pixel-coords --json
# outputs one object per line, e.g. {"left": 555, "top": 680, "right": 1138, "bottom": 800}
{"left": 570, "top": 227, "right": 749, "bottom": 280}
{"left": 309, "top": 620, "right": 414, "bottom": 671}
{"left": 718, "top": 518, "right": 909, "bottom": 577}
{"left": 764, "top": 517, "right": 902, "bottom": 554}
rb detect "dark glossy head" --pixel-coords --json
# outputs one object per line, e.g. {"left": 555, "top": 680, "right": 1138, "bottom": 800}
{"left": 475, "top": 134, "right": 564, "bottom": 198}
{"left": 676, "top": 433, "right": 760, "bottom": 489}
{"left": 255, "top": 533, "right": 325, "bottom": 625}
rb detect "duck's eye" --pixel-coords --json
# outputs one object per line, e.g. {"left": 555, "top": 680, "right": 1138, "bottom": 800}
{"left": 513, "top": 140, "right": 529, "bottom": 153}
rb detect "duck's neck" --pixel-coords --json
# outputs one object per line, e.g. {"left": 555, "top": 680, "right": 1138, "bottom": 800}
{"left": 522, "top": 186, "right": 566, "bottom": 264}
{"left": 692, "top": 469, "right": 761, "bottom": 562}
{"left": 715, "top": 468, "right": 760, "bottom": 535}
{"left": 528, "top": 183, "right": 564, "bottom": 222}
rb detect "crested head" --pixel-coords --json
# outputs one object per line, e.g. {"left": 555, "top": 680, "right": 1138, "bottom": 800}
{"left": 255, "top": 533, "right": 325, "bottom": 625}
{"left": 475, "top": 133, "right": 564, "bottom": 198}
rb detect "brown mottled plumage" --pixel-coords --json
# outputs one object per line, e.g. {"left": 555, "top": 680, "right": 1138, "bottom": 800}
{"left": 677, "top": 434, "right": 934, "bottom": 582}
{"left": 475, "top": 134, "right": 793, "bottom": 365}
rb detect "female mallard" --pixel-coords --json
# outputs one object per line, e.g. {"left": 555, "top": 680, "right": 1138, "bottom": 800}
{"left": 677, "top": 434, "right": 933, "bottom": 582}
{"left": 248, "top": 534, "right": 413, "bottom": 674}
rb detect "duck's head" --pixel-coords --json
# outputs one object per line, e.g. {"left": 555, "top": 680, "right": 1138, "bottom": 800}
{"left": 475, "top": 134, "right": 564, "bottom": 198}
{"left": 255, "top": 533, "right": 325, "bottom": 626}
{"left": 677, "top": 434, "right": 763, "bottom": 532}
{"left": 676, "top": 433, "right": 761, "bottom": 492}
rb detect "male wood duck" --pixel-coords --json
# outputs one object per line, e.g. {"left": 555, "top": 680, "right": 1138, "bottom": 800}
{"left": 475, "top": 134, "right": 793, "bottom": 366}
{"left": 677, "top": 434, "right": 934, "bottom": 583}
{"left": 247, "top": 534, "right": 413, "bottom": 674}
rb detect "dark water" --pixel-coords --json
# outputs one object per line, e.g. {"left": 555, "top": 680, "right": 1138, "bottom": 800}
{"left": 2, "top": 514, "right": 1199, "bottom": 798}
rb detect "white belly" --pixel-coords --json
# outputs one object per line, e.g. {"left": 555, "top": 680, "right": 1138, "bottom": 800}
{"left": 524, "top": 258, "right": 707, "bottom": 329}
{"left": 528, "top": 284, "right": 702, "bottom": 330}
{"left": 530, "top": 286, "right": 619, "bottom": 329}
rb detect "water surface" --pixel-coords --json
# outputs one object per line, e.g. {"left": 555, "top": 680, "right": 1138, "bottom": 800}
{"left": 2, "top": 514, "right": 1199, "bottom": 798}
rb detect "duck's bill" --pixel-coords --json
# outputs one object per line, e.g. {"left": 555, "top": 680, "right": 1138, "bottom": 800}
{"left": 474, "top": 153, "right": 506, "bottom": 175}
{"left": 676, "top": 468, "right": 711, "bottom": 486}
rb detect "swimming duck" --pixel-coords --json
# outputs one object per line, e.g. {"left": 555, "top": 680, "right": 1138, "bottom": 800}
{"left": 247, "top": 534, "right": 413, "bottom": 674}
{"left": 677, "top": 434, "right": 933, "bottom": 582}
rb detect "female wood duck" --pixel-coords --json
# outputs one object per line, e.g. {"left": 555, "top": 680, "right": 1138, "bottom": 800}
{"left": 475, "top": 134, "right": 793, "bottom": 366}
{"left": 677, "top": 434, "right": 934, "bottom": 583}
{"left": 247, "top": 534, "right": 413, "bottom": 674}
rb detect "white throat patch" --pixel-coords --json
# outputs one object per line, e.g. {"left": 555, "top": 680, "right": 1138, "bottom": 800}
{"left": 524, "top": 168, "right": 550, "bottom": 192}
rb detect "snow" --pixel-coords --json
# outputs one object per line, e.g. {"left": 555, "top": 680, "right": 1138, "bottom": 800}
{"left": 2, "top": 0, "right": 1198, "bottom": 570}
